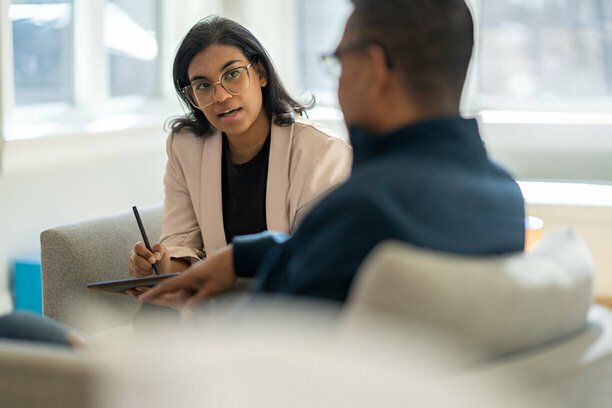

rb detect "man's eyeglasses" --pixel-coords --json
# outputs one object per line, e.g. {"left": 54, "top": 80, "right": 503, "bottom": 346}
{"left": 181, "top": 62, "right": 253, "bottom": 109}
{"left": 320, "top": 39, "right": 393, "bottom": 78}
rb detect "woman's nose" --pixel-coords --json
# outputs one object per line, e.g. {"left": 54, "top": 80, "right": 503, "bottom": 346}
{"left": 212, "top": 83, "right": 232, "bottom": 104}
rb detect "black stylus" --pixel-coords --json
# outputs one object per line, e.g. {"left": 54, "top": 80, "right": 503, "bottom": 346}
{"left": 132, "top": 206, "right": 159, "bottom": 275}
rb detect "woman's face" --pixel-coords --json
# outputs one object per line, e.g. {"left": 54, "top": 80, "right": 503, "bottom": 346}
{"left": 187, "top": 44, "right": 267, "bottom": 137}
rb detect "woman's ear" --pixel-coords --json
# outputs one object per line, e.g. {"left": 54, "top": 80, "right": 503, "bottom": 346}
{"left": 255, "top": 62, "right": 268, "bottom": 87}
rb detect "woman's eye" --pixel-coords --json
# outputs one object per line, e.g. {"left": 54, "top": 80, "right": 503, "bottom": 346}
{"left": 224, "top": 69, "right": 241, "bottom": 80}
{"left": 196, "top": 82, "right": 211, "bottom": 90}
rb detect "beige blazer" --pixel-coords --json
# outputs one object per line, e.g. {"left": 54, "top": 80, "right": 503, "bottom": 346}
{"left": 160, "top": 117, "right": 352, "bottom": 261}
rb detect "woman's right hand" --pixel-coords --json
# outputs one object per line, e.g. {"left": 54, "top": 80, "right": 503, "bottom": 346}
{"left": 128, "top": 241, "right": 171, "bottom": 278}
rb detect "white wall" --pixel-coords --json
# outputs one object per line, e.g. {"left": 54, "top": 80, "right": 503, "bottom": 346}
{"left": 0, "top": 127, "right": 167, "bottom": 313}
{"left": 481, "top": 118, "right": 612, "bottom": 183}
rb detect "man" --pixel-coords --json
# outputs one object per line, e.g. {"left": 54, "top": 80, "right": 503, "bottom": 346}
{"left": 141, "top": 0, "right": 525, "bottom": 308}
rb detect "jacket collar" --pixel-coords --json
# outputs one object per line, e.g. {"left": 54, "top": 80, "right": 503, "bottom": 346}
{"left": 199, "top": 119, "right": 292, "bottom": 254}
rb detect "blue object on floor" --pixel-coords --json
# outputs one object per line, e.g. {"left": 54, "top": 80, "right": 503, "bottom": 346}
{"left": 12, "top": 253, "right": 42, "bottom": 315}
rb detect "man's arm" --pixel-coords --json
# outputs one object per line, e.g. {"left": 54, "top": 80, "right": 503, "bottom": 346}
{"left": 232, "top": 231, "right": 291, "bottom": 278}
{"left": 139, "top": 232, "right": 292, "bottom": 309}
{"left": 253, "top": 197, "right": 400, "bottom": 302}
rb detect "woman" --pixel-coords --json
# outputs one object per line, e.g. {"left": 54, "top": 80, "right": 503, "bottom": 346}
{"left": 128, "top": 16, "right": 352, "bottom": 285}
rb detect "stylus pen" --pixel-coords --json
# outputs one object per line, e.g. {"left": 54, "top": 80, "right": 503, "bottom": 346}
{"left": 132, "top": 206, "right": 160, "bottom": 275}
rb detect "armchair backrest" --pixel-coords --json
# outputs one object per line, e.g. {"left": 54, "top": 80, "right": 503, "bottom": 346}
{"left": 346, "top": 229, "right": 595, "bottom": 357}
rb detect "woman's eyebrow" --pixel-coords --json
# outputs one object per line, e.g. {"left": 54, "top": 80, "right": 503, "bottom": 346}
{"left": 189, "top": 59, "right": 243, "bottom": 82}
{"left": 220, "top": 59, "right": 242, "bottom": 71}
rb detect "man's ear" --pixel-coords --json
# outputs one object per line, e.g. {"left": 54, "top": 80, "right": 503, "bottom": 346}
{"left": 368, "top": 45, "right": 392, "bottom": 96}
{"left": 255, "top": 62, "right": 268, "bottom": 87}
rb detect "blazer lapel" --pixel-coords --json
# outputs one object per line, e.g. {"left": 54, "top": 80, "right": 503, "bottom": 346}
{"left": 200, "top": 131, "right": 227, "bottom": 255}
{"left": 267, "top": 122, "right": 292, "bottom": 233}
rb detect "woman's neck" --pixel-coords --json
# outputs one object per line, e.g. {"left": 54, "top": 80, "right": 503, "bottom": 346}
{"left": 225, "top": 110, "right": 271, "bottom": 164}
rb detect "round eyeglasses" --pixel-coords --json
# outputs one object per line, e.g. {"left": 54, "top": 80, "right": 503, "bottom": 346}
{"left": 181, "top": 62, "right": 253, "bottom": 109}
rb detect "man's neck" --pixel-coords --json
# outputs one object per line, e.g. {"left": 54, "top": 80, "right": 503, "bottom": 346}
{"left": 362, "top": 94, "right": 459, "bottom": 135}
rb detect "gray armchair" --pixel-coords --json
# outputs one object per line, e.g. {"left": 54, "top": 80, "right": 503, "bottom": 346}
{"left": 40, "top": 205, "right": 163, "bottom": 334}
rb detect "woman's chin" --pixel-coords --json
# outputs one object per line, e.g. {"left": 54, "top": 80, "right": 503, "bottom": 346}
{"left": 214, "top": 120, "right": 250, "bottom": 137}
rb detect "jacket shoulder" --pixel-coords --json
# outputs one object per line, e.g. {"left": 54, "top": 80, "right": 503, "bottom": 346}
{"left": 165, "top": 128, "right": 218, "bottom": 168}
{"left": 166, "top": 127, "right": 206, "bottom": 151}
{"left": 290, "top": 118, "right": 351, "bottom": 152}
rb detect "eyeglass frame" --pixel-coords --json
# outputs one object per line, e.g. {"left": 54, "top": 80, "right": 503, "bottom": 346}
{"left": 320, "top": 39, "right": 393, "bottom": 77}
{"left": 180, "top": 62, "right": 254, "bottom": 109}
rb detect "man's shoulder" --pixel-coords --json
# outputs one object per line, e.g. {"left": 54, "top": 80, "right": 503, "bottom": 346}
{"left": 309, "top": 177, "right": 393, "bottom": 219}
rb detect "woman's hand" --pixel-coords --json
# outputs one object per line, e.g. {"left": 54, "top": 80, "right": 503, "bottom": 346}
{"left": 127, "top": 242, "right": 174, "bottom": 300}
{"left": 138, "top": 246, "right": 236, "bottom": 312}
{"left": 128, "top": 241, "right": 172, "bottom": 277}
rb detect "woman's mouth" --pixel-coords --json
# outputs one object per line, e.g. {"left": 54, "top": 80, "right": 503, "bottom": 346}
{"left": 218, "top": 107, "right": 242, "bottom": 120}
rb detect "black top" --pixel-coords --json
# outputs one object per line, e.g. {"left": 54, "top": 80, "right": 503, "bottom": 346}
{"left": 222, "top": 133, "right": 271, "bottom": 243}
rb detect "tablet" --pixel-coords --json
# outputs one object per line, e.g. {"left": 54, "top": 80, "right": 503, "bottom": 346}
{"left": 86, "top": 273, "right": 180, "bottom": 293}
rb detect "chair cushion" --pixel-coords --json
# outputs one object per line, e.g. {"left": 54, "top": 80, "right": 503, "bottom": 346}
{"left": 346, "top": 229, "right": 594, "bottom": 356}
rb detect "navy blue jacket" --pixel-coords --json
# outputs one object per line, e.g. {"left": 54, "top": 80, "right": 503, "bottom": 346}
{"left": 233, "top": 117, "right": 525, "bottom": 302}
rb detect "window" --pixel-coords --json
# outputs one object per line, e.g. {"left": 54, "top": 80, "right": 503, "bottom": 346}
{"left": 296, "top": 0, "right": 612, "bottom": 113}
{"left": 472, "top": 0, "right": 612, "bottom": 111}
{"left": 10, "top": 0, "right": 163, "bottom": 106}
{"left": 10, "top": 0, "right": 74, "bottom": 106}
{"left": 297, "top": 0, "right": 351, "bottom": 106}
{"left": 105, "top": 0, "right": 161, "bottom": 97}
{"left": 3, "top": 0, "right": 167, "bottom": 141}
{"left": 291, "top": 0, "right": 612, "bottom": 182}
{"left": 0, "top": 0, "right": 225, "bottom": 175}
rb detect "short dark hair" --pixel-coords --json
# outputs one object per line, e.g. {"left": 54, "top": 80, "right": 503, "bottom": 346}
{"left": 168, "top": 16, "right": 311, "bottom": 136}
{"left": 350, "top": 0, "right": 474, "bottom": 107}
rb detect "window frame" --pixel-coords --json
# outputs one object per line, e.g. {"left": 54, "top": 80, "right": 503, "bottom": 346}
{"left": 465, "top": 0, "right": 612, "bottom": 113}
{"left": 3, "top": 0, "right": 176, "bottom": 141}
{"left": 0, "top": 0, "right": 227, "bottom": 173}
{"left": 463, "top": 0, "right": 612, "bottom": 183}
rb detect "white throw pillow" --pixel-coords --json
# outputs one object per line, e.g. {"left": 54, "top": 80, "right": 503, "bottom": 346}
{"left": 345, "top": 229, "right": 594, "bottom": 357}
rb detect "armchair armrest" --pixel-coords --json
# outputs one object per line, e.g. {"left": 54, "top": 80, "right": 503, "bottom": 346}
{"left": 40, "top": 205, "right": 163, "bottom": 334}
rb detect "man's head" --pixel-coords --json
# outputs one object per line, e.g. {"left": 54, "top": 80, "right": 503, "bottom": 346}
{"left": 336, "top": 0, "right": 474, "bottom": 132}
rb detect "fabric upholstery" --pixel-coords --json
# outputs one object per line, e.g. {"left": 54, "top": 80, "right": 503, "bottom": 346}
{"left": 346, "top": 229, "right": 594, "bottom": 356}
{"left": 40, "top": 205, "right": 162, "bottom": 333}
{"left": 0, "top": 340, "right": 93, "bottom": 407}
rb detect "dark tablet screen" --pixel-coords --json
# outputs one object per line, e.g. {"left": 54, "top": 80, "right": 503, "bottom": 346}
{"left": 86, "top": 273, "right": 180, "bottom": 293}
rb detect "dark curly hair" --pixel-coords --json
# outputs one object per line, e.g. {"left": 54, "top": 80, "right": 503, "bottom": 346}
{"left": 167, "top": 16, "right": 311, "bottom": 136}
